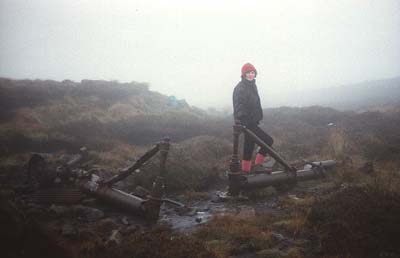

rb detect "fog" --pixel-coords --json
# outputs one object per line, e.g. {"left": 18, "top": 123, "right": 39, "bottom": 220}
{"left": 1, "top": 0, "right": 399, "bottom": 109}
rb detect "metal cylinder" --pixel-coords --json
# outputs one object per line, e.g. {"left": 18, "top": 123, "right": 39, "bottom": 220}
{"left": 228, "top": 125, "right": 244, "bottom": 196}
{"left": 243, "top": 172, "right": 294, "bottom": 189}
{"left": 159, "top": 138, "right": 170, "bottom": 178}
{"left": 242, "top": 160, "right": 336, "bottom": 190}
{"left": 94, "top": 186, "right": 146, "bottom": 214}
{"left": 310, "top": 160, "right": 336, "bottom": 167}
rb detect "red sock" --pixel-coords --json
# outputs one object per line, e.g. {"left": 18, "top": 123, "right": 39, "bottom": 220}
{"left": 242, "top": 160, "right": 251, "bottom": 173}
{"left": 255, "top": 153, "right": 265, "bottom": 165}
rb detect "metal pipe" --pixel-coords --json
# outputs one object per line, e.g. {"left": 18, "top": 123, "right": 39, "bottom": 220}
{"left": 309, "top": 160, "right": 336, "bottom": 167}
{"left": 242, "top": 127, "right": 296, "bottom": 173}
{"left": 104, "top": 143, "right": 160, "bottom": 186}
{"left": 242, "top": 160, "right": 336, "bottom": 190}
{"left": 243, "top": 172, "right": 293, "bottom": 189}
{"left": 228, "top": 125, "right": 243, "bottom": 196}
{"left": 158, "top": 138, "right": 170, "bottom": 179}
{"left": 230, "top": 125, "right": 241, "bottom": 172}
{"left": 93, "top": 186, "right": 146, "bottom": 214}
{"left": 96, "top": 138, "right": 171, "bottom": 220}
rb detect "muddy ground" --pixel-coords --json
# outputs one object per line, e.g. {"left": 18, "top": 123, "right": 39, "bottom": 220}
{"left": 2, "top": 160, "right": 400, "bottom": 258}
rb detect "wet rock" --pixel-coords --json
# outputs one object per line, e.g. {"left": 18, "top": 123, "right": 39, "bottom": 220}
{"left": 49, "top": 204, "right": 70, "bottom": 216}
{"left": 175, "top": 205, "right": 191, "bottom": 215}
{"left": 211, "top": 193, "right": 222, "bottom": 203}
{"left": 120, "top": 216, "right": 129, "bottom": 225}
{"left": 239, "top": 242, "right": 256, "bottom": 252}
{"left": 288, "top": 194, "right": 300, "bottom": 201}
{"left": 25, "top": 202, "right": 46, "bottom": 216}
{"left": 212, "top": 191, "right": 230, "bottom": 202}
{"left": 196, "top": 204, "right": 210, "bottom": 212}
{"left": 194, "top": 211, "right": 212, "bottom": 224}
{"left": 81, "top": 198, "right": 97, "bottom": 205}
{"left": 161, "top": 206, "right": 175, "bottom": 216}
{"left": 106, "top": 230, "right": 122, "bottom": 246}
{"left": 271, "top": 232, "right": 286, "bottom": 242}
{"left": 187, "top": 208, "right": 197, "bottom": 217}
{"left": 212, "top": 205, "right": 227, "bottom": 215}
{"left": 61, "top": 224, "right": 78, "bottom": 238}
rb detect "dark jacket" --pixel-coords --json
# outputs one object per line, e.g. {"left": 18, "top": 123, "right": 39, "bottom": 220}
{"left": 233, "top": 78, "right": 263, "bottom": 127}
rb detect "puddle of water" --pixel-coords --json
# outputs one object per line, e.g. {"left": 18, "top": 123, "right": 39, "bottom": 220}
{"left": 157, "top": 191, "right": 283, "bottom": 232}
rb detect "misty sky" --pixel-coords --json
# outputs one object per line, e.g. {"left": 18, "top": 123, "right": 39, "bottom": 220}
{"left": 1, "top": 0, "right": 399, "bottom": 109}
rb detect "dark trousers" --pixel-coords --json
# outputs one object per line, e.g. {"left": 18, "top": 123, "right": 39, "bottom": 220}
{"left": 243, "top": 125, "right": 274, "bottom": 160}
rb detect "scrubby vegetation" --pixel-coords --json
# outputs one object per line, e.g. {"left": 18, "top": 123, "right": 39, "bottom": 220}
{"left": 98, "top": 229, "right": 217, "bottom": 258}
{"left": 1, "top": 78, "right": 400, "bottom": 258}
{"left": 309, "top": 170, "right": 400, "bottom": 258}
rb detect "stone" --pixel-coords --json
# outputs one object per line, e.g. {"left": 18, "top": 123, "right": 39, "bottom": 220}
{"left": 121, "top": 216, "right": 129, "bottom": 225}
{"left": 271, "top": 232, "right": 286, "bottom": 242}
{"left": 106, "top": 230, "right": 122, "bottom": 246}
{"left": 49, "top": 204, "right": 70, "bottom": 216}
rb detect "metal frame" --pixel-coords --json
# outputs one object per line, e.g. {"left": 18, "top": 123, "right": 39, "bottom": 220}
{"left": 80, "top": 138, "right": 183, "bottom": 221}
{"left": 228, "top": 125, "right": 336, "bottom": 196}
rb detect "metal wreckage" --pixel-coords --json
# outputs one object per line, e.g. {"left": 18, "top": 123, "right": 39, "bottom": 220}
{"left": 26, "top": 125, "right": 336, "bottom": 221}
{"left": 28, "top": 138, "right": 183, "bottom": 221}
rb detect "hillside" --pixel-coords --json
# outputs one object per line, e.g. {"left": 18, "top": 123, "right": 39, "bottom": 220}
{"left": 267, "top": 76, "right": 400, "bottom": 111}
{"left": 0, "top": 78, "right": 226, "bottom": 155}
{"left": 1, "top": 78, "right": 400, "bottom": 258}
{"left": 1, "top": 77, "right": 400, "bottom": 166}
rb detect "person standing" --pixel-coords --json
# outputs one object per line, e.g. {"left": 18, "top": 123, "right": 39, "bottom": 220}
{"left": 232, "top": 63, "right": 274, "bottom": 173}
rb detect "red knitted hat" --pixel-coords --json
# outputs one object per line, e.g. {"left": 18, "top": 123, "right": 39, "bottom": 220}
{"left": 241, "top": 63, "right": 257, "bottom": 77}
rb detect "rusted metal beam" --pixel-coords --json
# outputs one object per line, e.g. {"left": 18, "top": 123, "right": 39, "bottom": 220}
{"left": 81, "top": 138, "right": 175, "bottom": 221}
{"left": 241, "top": 126, "right": 296, "bottom": 173}
{"left": 227, "top": 124, "right": 336, "bottom": 195}
{"left": 104, "top": 143, "right": 160, "bottom": 186}
{"left": 158, "top": 138, "right": 170, "bottom": 179}
{"left": 27, "top": 138, "right": 179, "bottom": 220}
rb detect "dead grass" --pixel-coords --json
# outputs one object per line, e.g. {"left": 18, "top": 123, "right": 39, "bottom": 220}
{"left": 99, "top": 230, "right": 216, "bottom": 258}
{"left": 273, "top": 195, "right": 316, "bottom": 238}
{"left": 181, "top": 190, "right": 211, "bottom": 202}
{"left": 195, "top": 215, "right": 274, "bottom": 257}
{"left": 308, "top": 169, "right": 400, "bottom": 258}
{"left": 93, "top": 143, "right": 141, "bottom": 169}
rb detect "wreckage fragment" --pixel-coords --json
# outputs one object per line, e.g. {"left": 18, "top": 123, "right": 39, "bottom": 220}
{"left": 28, "top": 138, "right": 183, "bottom": 221}
{"left": 228, "top": 125, "right": 337, "bottom": 196}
